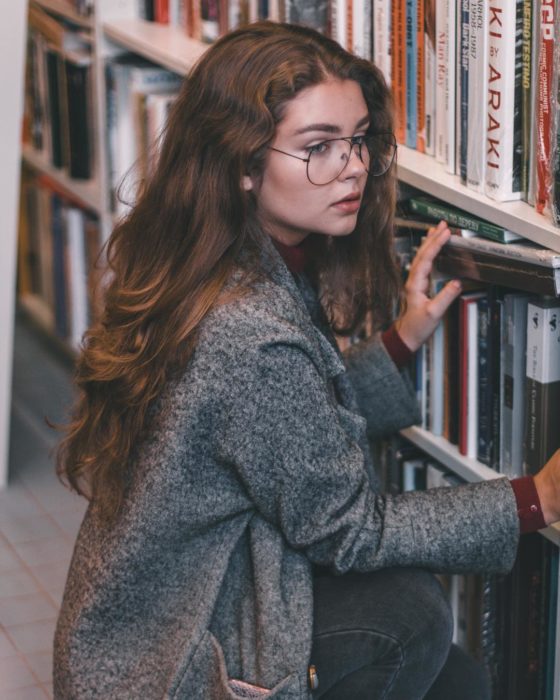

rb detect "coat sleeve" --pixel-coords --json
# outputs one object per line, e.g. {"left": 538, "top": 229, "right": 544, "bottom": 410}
{"left": 342, "top": 333, "right": 421, "bottom": 439}
{"left": 215, "top": 340, "right": 519, "bottom": 576}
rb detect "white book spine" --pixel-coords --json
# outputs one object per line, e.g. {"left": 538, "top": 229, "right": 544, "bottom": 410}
{"left": 466, "top": 301, "right": 479, "bottom": 458}
{"left": 374, "top": 0, "right": 392, "bottom": 84}
{"left": 352, "top": 0, "right": 367, "bottom": 58}
{"left": 484, "top": 0, "right": 522, "bottom": 201}
{"left": 435, "top": 0, "right": 448, "bottom": 162}
{"left": 65, "top": 208, "right": 88, "bottom": 349}
{"left": 466, "top": 0, "right": 488, "bottom": 192}
{"left": 445, "top": 0, "right": 457, "bottom": 173}
{"left": 333, "top": 0, "right": 347, "bottom": 50}
{"left": 425, "top": 0, "right": 436, "bottom": 155}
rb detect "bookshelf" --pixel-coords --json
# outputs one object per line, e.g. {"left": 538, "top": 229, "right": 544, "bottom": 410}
{"left": 9, "top": 3, "right": 560, "bottom": 696}
{"left": 10, "top": 1, "right": 560, "bottom": 516}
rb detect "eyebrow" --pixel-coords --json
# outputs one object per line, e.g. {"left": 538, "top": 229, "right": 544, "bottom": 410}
{"left": 292, "top": 114, "right": 370, "bottom": 136}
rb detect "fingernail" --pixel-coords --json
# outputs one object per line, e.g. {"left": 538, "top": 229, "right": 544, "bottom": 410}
{"left": 452, "top": 280, "right": 462, "bottom": 290}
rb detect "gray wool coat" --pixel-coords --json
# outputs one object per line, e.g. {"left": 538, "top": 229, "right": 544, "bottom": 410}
{"left": 53, "top": 238, "right": 520, "bottom": 699}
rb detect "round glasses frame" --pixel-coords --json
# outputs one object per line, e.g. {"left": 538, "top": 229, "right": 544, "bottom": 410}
{"left": 267, "top": 132, "right": 397, "bottom": 186}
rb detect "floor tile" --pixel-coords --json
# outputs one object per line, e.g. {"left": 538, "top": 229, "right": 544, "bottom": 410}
{"left": 0, "top": 570, "right": 41, "bottom": 599}
{"left": 28, "top": 561, "right": 71, "bottom": 600}
{"left": 49, "top": 506, "right": 85, "bottom": 540}
{"left": 0, "top": 486, "right": 43, "bottom": 525}
{"left": 12, "top": 537, "right": 74, "bottom": 569}
{"left": 0, "top": 541, "right": 23, "bottom": 573}
{"left": 5, "top": 619, "right": 57, "bottom": 655}
{"left": 24, "top": 650, "right": 52, "bottom": 684}
{"left": 0, "top": 655, "right": 37, "bottom": 691}
{"left": 0, "top": 514, "right": 63, "bottom": 546}
{"left": 0, "top": 593, "right": 57, "bottom": 627}
{"left": 0, "top": 629, "right": 19, "bottom": 658}
{"left": 4, "top": 685, "right": 49, "bottom": 699}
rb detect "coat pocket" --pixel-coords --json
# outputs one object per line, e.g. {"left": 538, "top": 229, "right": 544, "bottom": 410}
{"left": 171, "top": 630, "right": 298, "bottom": 700}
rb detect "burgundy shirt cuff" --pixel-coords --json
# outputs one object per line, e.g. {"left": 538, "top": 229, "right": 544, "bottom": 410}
{"left": 381, "top": 325, "right": 414, "bottom": 369}
{"left": 510, "top": 476, "right": 547, "bottom": 534}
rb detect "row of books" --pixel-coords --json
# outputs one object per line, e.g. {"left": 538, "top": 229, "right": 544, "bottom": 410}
{"left": 145, "top": 0, "right": 560, "bottom": 226}
{"left": 49, "top": 0, "right": 94, "bottom": 17}
{"left": 139, "top": 1, "right": 327, "bottom": 43}
{"left": 18, "top": 171, "right": 102, "bottom": 349}
{"left": 387, "top": 0, "right": 560, "bottom": 223}
{"left": 24, "top": 5, "right": 95, "bottom": 180}
{"left": 395, "top": 195, "right": 560, "bottom": 477}
{"left": 384, "top": 437, "right": 560, "bottom": 700}
{"left": 105, "top": 54, "right": 181, "bottom": 214}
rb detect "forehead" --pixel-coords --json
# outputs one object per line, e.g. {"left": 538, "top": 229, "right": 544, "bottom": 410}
{"left": 278, "top": 79, "right": 368, "bottom": 136}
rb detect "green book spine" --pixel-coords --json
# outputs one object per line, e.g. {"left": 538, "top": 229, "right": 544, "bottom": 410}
{"left": 408, "top": 197, "right": 521, "bottom": 242}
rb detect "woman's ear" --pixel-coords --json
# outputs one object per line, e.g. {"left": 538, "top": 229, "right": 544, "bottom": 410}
{"left": 242, "top": 175, "right": 253, "bottom": 191}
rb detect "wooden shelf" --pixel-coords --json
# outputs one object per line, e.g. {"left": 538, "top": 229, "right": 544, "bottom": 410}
{"left": 396, "top": 145, "right": 560, "bottom": 253}
{"left": 401, "top": 426, "right": 560, "bottom": 546}
{"left": 33, "top": 0, "right": 94, "bottom": 29}
{"left": 102, "top": 19, "right": 207, "bottom": 76}
{"left": 22, "top": 144, "right": 101, "bottom": 213}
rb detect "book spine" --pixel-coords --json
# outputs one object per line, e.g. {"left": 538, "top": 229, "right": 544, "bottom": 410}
{"left": 550, "top": 3, "right": 560, "bottom": 224}
{"left": 528, "top": 0, "right": 542, "bottom": 206}
{"left": 500, "top": 294, "right": 529, "bottom": 477}
{"left": 393, "top": 0, "right": 407, "bottom": 143}
{"left": 429, "top": 277, "right": 447, "bottom": 436}
{"left": 535, "top": 0, "right": 555, "bottom": 213}
{"left": 524, "top": 300, "right": 560, "bottom": 474}
{"left": 346, "top": 0, "right": 353, "bottom": 53}
{"left": 477, "top": 296, "right": 492, "bottom": 465}
{"left": 405, "top": 0, "right": 418, "bottom": 147}
{"left": 445, "top": 0, "right": 457, "bottom": 173}
{"left": 467, "top": 0, "right": 488, "bottom": 192}
{"left": 408, "top": 197, "right": 517, "bottom": 240}
{"left": 459, "top": 297, "right": 469, "bottom": 455}
{"left": 490, "top": 294, "right": 503, "bottom": 470}
{"left": 460, "top": 0, "right": 469, "bottom": 184}
{"left": 374, "top": 0, "right": 392, "bottom": 84}
{"left": 435, "top": 0, "right": 447, "bottom": 162}
{"left": 484, "top": 0, "right": 523, "bottom": 201}
{"left": 520, "top": 0, "right": 533, "bottom": 198}
{"left": 416, "top": 0, "right": 426, "bottom": 151}
{"left": 424, "top": 0, "right": 436, "bottom": 155}
{"left": 64, "top": 57, "right": 92, "bottom": 180}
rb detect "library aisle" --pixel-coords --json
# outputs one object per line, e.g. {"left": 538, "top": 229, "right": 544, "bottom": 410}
{"left": 0, "top": 313, "right": 84, "bottom": 699}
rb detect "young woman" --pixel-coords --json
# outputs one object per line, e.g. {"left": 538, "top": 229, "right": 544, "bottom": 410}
{"left": 53, "top": 21, "right": 560, "bottom": 700}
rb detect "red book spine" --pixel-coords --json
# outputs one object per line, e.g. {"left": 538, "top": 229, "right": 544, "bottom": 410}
{"left": 416, "top": 0, "right": 426, "bottom": 152}
{"left": 536, "top": 0, "right": 555, "bottom": 213}
{"left": 392, "top": 0, "right": 407, "bottom": 144}
{"left": 458, "top": 297, "right": 469, "bottom": 455}
{"left": 155, "top": 0, "right": 170, "bottom": 23}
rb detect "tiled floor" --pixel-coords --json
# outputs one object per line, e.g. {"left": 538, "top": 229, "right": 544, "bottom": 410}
{"left": 1, "top": 314, "right": 84, "bottom": 699}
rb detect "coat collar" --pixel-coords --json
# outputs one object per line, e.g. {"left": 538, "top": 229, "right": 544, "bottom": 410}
{"left": 248, "top": 235, "right": 346, "bottom": 381}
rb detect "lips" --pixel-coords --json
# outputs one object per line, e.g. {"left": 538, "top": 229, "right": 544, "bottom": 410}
{"left": 332, "top": 192, "right": 361, "bottom": 205}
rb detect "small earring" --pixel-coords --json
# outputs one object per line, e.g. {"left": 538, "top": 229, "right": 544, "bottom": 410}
{"left": 242, "top": 175, "right": 253, "bottom": 191}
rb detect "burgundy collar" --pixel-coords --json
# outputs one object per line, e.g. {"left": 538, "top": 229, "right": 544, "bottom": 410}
{"left": 271, "top": 237, "right": 307, "bottom": 274}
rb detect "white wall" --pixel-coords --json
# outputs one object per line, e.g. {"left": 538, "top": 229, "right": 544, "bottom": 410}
{"left": 0, "top": 1, "right": 28, "bottom": 487}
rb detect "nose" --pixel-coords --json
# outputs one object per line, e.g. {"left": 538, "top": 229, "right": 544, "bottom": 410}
{"left": 338, "top": 140, "right": 367, "bottom": 179}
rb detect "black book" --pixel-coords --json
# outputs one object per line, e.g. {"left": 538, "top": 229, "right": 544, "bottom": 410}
{"left": 64, "top": 52, "right": 92, "bottom": 179}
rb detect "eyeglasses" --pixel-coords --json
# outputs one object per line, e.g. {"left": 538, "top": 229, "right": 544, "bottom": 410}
{"left": 268, "top": 132, "right": 397, "bottom": 185}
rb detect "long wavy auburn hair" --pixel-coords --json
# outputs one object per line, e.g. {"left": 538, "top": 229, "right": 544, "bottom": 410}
{"left": 56, "top": 21, "right": 402, "bottom": 519}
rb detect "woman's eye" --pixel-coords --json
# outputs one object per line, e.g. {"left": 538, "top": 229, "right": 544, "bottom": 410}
{"left": 351, "top": 135, "right": 367, "bottom": 146}
{"left": 307, "top": 142, "right": 329, "bottom": 155}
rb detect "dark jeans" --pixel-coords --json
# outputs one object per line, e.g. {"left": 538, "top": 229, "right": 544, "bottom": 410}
{"left": 310, "top": 568, "right": 491, "bottom": 700}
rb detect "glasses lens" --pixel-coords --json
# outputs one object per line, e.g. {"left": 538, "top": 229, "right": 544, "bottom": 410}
{"left": 366, "top": 133, "right": 397, "bottom": 176}
{"left": 307, "top": 134, "right": 396, "bottom": 185}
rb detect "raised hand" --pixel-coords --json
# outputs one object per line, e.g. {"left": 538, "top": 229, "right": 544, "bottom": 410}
{"left": 534, "top": 449, "right": 560, "bottom": 525}
{"left": 394, "top": 220, "right": 462, "bottom": 352}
